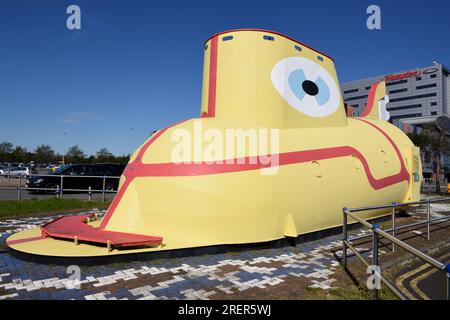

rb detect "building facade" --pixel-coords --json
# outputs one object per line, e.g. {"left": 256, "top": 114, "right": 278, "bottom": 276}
{"left": 341, "top": 64, "right": 450, "bottom": 123}
{"left": 341, "top": 64, "right": 450, "bottom": 183}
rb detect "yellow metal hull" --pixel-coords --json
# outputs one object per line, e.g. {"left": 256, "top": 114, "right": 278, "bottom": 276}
{"left": 7, "top": 117, "right": 420, "bottom": 257}
{"left": 6, "top": 29, "right": 421, "bottom": 258}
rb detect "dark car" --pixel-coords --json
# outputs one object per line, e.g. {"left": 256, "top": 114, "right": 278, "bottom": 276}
{"left": 26, "top": 163, "right": 125, "bottom": 194}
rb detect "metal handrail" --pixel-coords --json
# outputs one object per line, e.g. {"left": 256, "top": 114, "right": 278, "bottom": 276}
{"left": 342, "top": 198, "right": 450, "bottom": 300}
{"left": 0, "top": 172, "right": 121, "bottom": 201}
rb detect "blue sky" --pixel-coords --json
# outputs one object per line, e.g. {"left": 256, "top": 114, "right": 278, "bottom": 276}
{"left": 1, "top": 0, "right": 449, "bottom": 156}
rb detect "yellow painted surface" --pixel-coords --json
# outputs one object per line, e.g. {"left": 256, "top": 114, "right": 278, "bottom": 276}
{"left": 7, "top": 30, "right": 421, "bottom": 257}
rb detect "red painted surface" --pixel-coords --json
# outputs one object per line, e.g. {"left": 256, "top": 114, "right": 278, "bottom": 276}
{"left": 99, "top": 118, "right": 410, "bottom": 230}
{"left": 360, "top": 82, "right": 379, "bottom": 117}
{"left": 99, "top": 119, "right": 191, "bottom": 229}
{"left": 41, "top": 214, "right": 162, "bottom": 247}
{"left": 205, "top": 28, "right": 334, "bottom": 62}
{"left": 6, "top": 235, "right": 44, "bottom": 246}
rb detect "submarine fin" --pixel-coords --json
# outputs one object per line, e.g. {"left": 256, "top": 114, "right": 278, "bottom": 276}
{"left": 361, "top": 80, "right": 390, "bottom": 121}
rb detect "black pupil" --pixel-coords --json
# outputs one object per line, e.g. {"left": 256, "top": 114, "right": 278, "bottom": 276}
{"left": 302, "top": 80, "right": 319, "bottom": 96}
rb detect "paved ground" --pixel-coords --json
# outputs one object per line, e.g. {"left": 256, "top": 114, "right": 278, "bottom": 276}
{"left": 0, "top": 201, "right": 448, "bottom": 300}
{"left": 394, "top": 250, "right": 449, "bottom": 300}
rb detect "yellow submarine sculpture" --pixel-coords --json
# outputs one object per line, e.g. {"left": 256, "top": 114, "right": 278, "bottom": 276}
{"left": 7, "top": 29, "right": 422, "bottom": 258}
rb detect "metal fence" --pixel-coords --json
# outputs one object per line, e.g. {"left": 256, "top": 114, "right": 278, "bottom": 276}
{"left": 421, "top": 178, "right": 449, "bottom": 195}
{"left": 342, "top": 198, "right": 450, "bottom": 300}
{"left": 0, "top": 173, "right": 120, "bottom": 201}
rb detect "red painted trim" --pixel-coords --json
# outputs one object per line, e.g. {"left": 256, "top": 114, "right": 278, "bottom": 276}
{"left": 7, "top": 236, "right": 44, "bottom": 246}
{"left": 98, "top": 176, "right": 132, "bottom": 229}
{"left": 42, "top": 213, "right": 162, "bottom": 247}
{"left": 355, "top": 117, "right": 410, "bottom": 184}
{"left": 100, "top": 118, "right": 409, "bottom": 230}
{"left": 206, "top": 36, "right": 218, "bottom": 117}
{"left": 361, "top": 82, "right": 379, "bottom": 117}
{"left": 205, "top": 28, "right": 334, "bottom": 62}
{"left": 99, "top": 119, "right": 191, "bottom": 229}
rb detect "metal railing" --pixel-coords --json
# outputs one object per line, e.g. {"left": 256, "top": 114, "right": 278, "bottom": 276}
{"left": 342, "top": 198, "right": 450, "bottom": 300}
{"left": 421, "top": 178, "right": 449, "bottom": 195}
{"left": 0, "top": 173, "right": 120, "bottom": 201}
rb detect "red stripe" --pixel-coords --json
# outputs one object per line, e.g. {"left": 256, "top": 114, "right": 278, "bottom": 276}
{"left": 207, "top": 36, "right": 218, "bottom": 117}
{"left": 99, "top": 177, "right": 132, "bottom": 229}
{"left": 361, "top": 82, "right": 379, "bottom": 117}
{"left": 99, "top": 119, "right": 190, "bottom": 229}
{"left": 100, "top": 119, "right": 410, "bottom": 229}
{"left": 7, "top": 236, "right": 44, "bottom": 245}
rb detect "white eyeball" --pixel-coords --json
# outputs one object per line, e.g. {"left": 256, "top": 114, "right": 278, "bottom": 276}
{"left": 271, "top": 57, "right": 341, "bottom": 117}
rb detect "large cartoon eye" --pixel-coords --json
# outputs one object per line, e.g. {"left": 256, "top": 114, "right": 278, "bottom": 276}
{"left": 271, "top": 57, "right": 340, "bottom": 117}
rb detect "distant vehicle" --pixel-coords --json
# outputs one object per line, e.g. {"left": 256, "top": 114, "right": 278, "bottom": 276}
{"left": 48, "top": 165, "right": 63, "bottom": 172}
{"left": 26, "top": 164, "right": 125, "bottom": 193}
{"left": 6, "top": 167, "right": 30, "bottom": 177}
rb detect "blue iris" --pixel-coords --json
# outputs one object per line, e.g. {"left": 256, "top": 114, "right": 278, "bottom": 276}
{"left": 288, "top": 69, "right": 330, "bottom": 106}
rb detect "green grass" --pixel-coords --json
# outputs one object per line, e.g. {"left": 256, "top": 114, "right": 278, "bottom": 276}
{"left": 0, "top": 198, "right": 111, "bottom": 218}
{"left": 305, "top": 286, "right": 399, "bottom": 300}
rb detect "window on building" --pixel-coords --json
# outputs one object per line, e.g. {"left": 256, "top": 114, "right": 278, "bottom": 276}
{"left": 431, "top": 102, "right": 437, "bottom": 106}
{"left": 365, "top": 86, "right": 371, "bottom": 90}
{"left": 430, "top": 74, "right": 437, "bottom": 78}
{"left": 416, "top": 77, "right": 422, "bottom": 81}
{"left": 416, "top": 83, "right": 437, "bottom": 90}
{"left": 387, "top": 104, "right": 421, "bottom": 111}
{"left": 345, "top": 95, "right": 368, "bottom": 101}
{"left": 343, "top": 88, "right": 359, "bottom": 94}
{"left": 386, "top": 79, "right": 408, "bottom": 86}
{"left": 389, "top": 113, "right": 422, "bottom": 120}
{"left": 388, "top": 88, "right": 408, "bottom": 94}
{"left": 431, "top": 111, "right": 437, "bottom": 115}
{"left": 390, "top": 92, "right": 437, "bottom": 103}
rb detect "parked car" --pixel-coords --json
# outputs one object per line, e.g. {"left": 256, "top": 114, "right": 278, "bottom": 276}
{"left": 5, "top": 166, "right": 29, "bottom": 177}
{"left": 26, "top": 164, "right": 125, "bottom": 193}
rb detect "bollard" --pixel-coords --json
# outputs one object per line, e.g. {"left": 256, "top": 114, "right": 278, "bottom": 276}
{"left": 342, "top": 208, "right": 348, "bottom": 269}
{"left": 102, "top": 176, "right": 106, "bottom": 202}
{"left": 391, "top": 202, "right": 396, "bottom": 253}
{"left": 427, "top": 199, "right": 431, "bottom": 240}
{"left": 447, "top": 272, "right": 450, "bottom": 300}
{"left": 60, "top": 175, "right": 64, "bottom": 199}
{"left": 17, "top": 175, "right": 22, "bottom": 200}
{"left": 446, "top": 268, "right": 450, "bottom": 300}
{"left": 88, "top": 186, "right": 92, "bottom": 201}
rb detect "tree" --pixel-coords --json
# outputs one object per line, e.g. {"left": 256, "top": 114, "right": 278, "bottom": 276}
{"left": 34, "top": 144, "right": 55, "bottom": 164}
{"left": 95, "top": 148, "right": 114, "bottom": 163}
{"left": 66, "top": 145, "right": 86, "bottom": 163}
{"left": 0, "top": 141, "right": 13, "bottom": 162}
